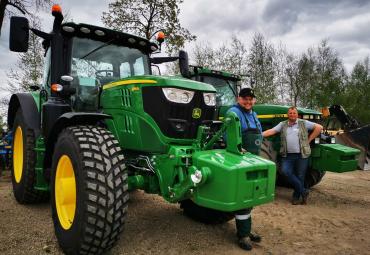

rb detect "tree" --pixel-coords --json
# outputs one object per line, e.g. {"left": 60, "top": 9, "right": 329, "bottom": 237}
{"left": 101, "top": 0, "right": 196, "bottom": 53}
{"left": 274, "top": 42, "right": 289, "bottom": 104}
{"left": 247, "top": 33, "right": 276, "bottom": 103}
{"left": 192, "top": 42, "right": 217, "bottom": 68}
{"left": 192, "top": 36, "right": 249, "bottom": 75}
{"left": 286, "top": 40, "right": 346, "bottom": 109}
{"left": 342, "top": 57, "right": 370, "bottom": 124}
{"left": 312, "top": 40, "right": 346, "bottom": 108}
{"left": 0, "top": 15, "right": 43, "bottom": 117}
{"left": 285, "top": 53, "right": 300, "bottom": 106}
{"left": 0, "top": 0, "right": 53, "bottom": 36}
{"left": 295, "top": 50, "right": 316, "bottom": 108}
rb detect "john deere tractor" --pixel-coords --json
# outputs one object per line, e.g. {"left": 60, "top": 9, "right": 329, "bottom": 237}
{"left": 187, "top": 66, "right": 360, "bottom": 188}
{"left": 7, "top": 6, "right": 276, "bottom": 255}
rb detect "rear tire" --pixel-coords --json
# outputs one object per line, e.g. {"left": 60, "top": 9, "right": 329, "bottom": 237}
{"left": 51, "top": 126, "right": 128, "bottom": 255}
{"left": 259, "top": 140, "right": 288, "bottom": 186}
{"left": 11, "top": 109, "right": 48, "bottom": 203}
{"left": 180, "top": 199, "right": 234, "bottom": 224}
{"left": 304, "top": 168, "right": 326, "bottom": 188}
{"left": 259, "top": 139, "right": 325, "bottom": 188}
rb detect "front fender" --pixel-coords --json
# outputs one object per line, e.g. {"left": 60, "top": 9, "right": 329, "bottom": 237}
{"left": 8, "top": 93, "right": 40, "bottom": 136}
{"left": 44, "top": 112, "right": 112, "bottom": 171}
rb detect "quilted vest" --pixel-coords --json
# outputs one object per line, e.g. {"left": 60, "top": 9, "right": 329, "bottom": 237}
{"left": 279, "top": 119, "right": 311, "bottom": 158}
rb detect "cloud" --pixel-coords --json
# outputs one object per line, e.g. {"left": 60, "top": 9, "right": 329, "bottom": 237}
{"left": 1, "top": 0, "right": 370, "bottom": 89}
{"left": 0, "top": 22, "right": 18, "bottom": 87}
{"left": 262, "top": 0, "right": 370, "bottom": 35}
{"left": 180, "top": 0, "right": 263, "bottom": 45}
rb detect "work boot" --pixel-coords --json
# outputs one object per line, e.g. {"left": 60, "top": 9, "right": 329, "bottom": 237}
{"left": 249, "top": 232, "right": 262, "bottom": 243}
{"left": 302, "top": 191, "right": 309, "bottom": 205}
{"left": 238, "top": 237, "right": 252, "bottom": 251}
{"left": 291, "top": 197, "right": 301, "bottom": 205}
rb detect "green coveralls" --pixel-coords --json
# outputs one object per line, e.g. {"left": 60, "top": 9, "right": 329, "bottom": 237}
{"left": 233, "top": 108, "right": 263, "bottom": 238}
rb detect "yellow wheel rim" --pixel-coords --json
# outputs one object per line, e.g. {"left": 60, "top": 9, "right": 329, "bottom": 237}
{"left": 55, "top": 155, "right": 76, "bottom": 230}
{"left": 13, "top": 126, "right": 23, "bottom": 183}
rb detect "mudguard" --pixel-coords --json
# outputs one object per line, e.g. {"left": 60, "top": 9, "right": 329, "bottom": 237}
{"left": 8, "top": 93, "right": 40, "bottom": 136}
{"left": 43, "top": 112, "right": 112, "bottom": 170}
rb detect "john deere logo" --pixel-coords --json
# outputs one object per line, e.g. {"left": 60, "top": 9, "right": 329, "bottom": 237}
{"left": 192, "top": 108, "right": 202, "bottom": 119}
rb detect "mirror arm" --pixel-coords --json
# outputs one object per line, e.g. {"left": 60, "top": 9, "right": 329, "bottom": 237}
{"left": 150, "top": 56, "right": 179, "bottom": 64}
{"left": 30, "top": 28, "right": 52, "bottom": 40}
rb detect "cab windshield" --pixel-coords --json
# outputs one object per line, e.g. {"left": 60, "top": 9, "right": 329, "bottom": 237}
{"left": 71, "top": 37, "right": 150, "bottom": 86}
{"left": 69, "top": 37, "right": 150, "bottom": 111}
{"left": 201, "top": 76, "right": 237, "bottom": 106}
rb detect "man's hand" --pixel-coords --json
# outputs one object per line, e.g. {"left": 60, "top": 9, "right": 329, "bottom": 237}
{"left": 308, "top": 123, "right": 323, "bottom": 143}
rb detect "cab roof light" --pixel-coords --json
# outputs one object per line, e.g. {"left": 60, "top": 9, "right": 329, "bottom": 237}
{"left": 156, "top": 31, "right": 165, "bottom": 43}
{"left": 62, "top": 26, "right": 75, "bottom": 33}
{"left": 52, "top": 4, "right": 62, "bottom": 14}
{"left": 80, "top": 27, "right": 90, "bottom": 34}
{"left": 95, "top": 30, "right": 105, "bottom": 36}
{"left": 128, "top": 38, "right": 136, "bottom": 44}
{"left": 150, "top": 45, "right": 158, "bottom": 51}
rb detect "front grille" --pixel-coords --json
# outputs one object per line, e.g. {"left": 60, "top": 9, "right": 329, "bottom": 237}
{"left": 142, "top": 86, "right": 216, "bottom": 139}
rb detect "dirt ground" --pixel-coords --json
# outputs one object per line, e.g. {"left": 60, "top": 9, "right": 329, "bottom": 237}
{"left": 0, "top": 170, "right": 369, "bottom": 255}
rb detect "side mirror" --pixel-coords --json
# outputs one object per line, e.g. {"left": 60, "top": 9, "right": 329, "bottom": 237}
{"left": 9, "top": 16, "right": 29, "bottom": 52}
{"left": 179, "top": 50, "right": 190, "bottom": 78}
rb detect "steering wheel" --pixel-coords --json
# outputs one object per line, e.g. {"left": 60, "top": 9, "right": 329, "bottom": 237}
{"left": 95, "top": 70, "right": 114, "bottom": 78}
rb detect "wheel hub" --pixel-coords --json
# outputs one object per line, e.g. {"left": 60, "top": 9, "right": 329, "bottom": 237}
{"left": 13, "top": 126, "right": 23, "bottom": 183}
{"left": 55, "top": 155, "right": 76, "bottom": 230}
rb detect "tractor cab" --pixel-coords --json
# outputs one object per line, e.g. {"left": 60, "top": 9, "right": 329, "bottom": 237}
{"left": 188, "top": 67, "right": 241, "bottom": 117}
{"left": 9, "top": 7, "right": 158, "bottom": 113}
{"left": 60, "top": 23, "right": 154, "bottom": 111}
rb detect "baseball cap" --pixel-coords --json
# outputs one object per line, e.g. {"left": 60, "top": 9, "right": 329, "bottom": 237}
{"left": 239, "top": 87, "right": 256, "bottom": 98}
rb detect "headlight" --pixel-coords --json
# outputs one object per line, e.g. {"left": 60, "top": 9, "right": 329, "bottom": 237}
{"left": 203, "top": 93, "right": 216, "bottom": 106}
{"left": 162, "top": 88, "right": 194, "bottom": 104}
{"left": 330, "top": 137, "right": 336, "bottom": 144}
{"left": 314, "top": 137, "right": 320, "bottom": 144}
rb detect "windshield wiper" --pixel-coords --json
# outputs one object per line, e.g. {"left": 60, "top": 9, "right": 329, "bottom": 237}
{"left": 80, "top": 38, "right": 115, "bottom": 60}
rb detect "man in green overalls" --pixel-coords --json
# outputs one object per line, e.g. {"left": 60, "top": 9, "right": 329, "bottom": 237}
{"left": 226, "top": 88, "right": 263, "bottom": 251}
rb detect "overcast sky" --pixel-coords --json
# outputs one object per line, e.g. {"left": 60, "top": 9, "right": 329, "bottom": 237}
{"left": 1, "top": 0, "right": 370, "bottom": 91}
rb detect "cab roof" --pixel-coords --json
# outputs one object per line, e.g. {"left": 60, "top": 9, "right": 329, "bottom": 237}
{"left": 60, "top": 22, "right": 158, "bottom": 54}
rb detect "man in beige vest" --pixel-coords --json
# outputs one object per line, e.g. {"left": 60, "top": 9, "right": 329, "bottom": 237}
{"left": 263, "top": 106, "right": 323, "bottom": 205}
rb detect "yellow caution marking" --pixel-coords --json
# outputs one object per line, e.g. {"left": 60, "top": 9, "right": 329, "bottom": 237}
{"left": 103, "top": 79, "right": 157, "bottom": 90}
{"left": 257, "top": 114, "right": 288, "bottom": 119}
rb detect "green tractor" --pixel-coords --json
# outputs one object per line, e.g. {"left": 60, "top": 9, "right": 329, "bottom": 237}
{"left": 7, "top": 6, "right": 276, "bottom": 254}
{"left": 187, "top": 66, "right": 360, "bottom": 188}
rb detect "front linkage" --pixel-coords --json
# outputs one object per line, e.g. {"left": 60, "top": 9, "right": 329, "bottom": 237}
{"left": 127, "top": 112, "right": 276, "bottom": 212}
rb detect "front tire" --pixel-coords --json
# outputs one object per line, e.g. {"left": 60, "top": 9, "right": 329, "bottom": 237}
{"left": 51, "top": 126, "right": 128, "bottom": 255}
{"left": 11, "top": 109, "right": 48, "bottom": 203}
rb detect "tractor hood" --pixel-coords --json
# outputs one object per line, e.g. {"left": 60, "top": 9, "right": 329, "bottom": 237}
{"left": 253, "top": 104, "right": 321, "bottom": 115}
{"left": 103, "top": 75, "right": 216, "bottom": 92}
